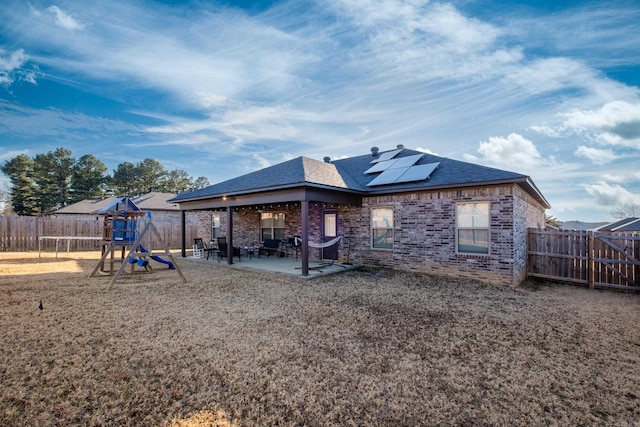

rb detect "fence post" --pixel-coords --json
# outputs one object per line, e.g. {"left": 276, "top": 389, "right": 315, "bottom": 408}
{"left": 588, "top": 231, "right": 595, "bottom": 289}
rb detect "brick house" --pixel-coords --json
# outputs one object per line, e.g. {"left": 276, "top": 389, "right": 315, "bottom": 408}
{"left": 171, "top": 146, "right": 549, "bottom": 285}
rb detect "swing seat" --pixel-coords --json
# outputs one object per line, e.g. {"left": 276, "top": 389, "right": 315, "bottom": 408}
{"left": 308, "top": 235, "right": 345, "bottom": 270}
{"left": 128, "top": 257, "right": 137, "bottom": 264}
{"left": 137, "top": 259, "right": 149, "bottom": 267}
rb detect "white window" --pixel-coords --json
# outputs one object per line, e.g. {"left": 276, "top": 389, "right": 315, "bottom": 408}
{"left": 261, "top": 212, "right": 285, "bottom": 241}
{"left": 457, "top": 202, "right": 490, "bottom": 254}
{"left": 371, "top": 207, "right": 393, "bottom": 249}
{"left": 211, "top": 213, "right": 221, "bottom": 240}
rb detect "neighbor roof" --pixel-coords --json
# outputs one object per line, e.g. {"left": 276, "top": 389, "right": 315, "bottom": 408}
{"left": 47, "top": 197, "right": 120, "bottom": 215}
{"left": 132, "top": 192, "right": 181, "bottom": 211}
{"left": 48, "top": 192, "right": 180, "bottom": 215}
{"left": 596, "top": 217, "right": 640, "bottom": 232}
{"left": 171, "top": 147, "right": 550, "bottom": 208}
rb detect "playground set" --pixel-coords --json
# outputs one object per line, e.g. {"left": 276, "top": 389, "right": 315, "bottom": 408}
{"left": 89, "top": 203, "right": 186, "bottom": 289}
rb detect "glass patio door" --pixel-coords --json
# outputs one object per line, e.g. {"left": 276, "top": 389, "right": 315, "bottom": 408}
{"left": 322, "top": 210, "right": 338, "bottom": 261}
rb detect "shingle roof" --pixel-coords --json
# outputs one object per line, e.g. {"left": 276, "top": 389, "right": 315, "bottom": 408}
{"left": 172, "top": 156, "right": 360, "bottom": 201}
{"left": 172, "top": 147, "right": 550, "bottom": 208}
{"left": 132, "top": 192, "right": 180, "bottom": 211}
{"left": 332, "top": 148, "right": 527, "bottom": 191}
{"left": 596, "top": 217, "right": 640, "bottom": 232}
{"left": 49, "top": 192, "right": 180, "bottom": 215}
{"left": 48, "top": 197, "right": 120, "bottom": 215}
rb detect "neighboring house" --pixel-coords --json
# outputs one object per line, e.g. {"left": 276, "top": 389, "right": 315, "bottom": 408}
{"left": 171, "top": 146, "right": 550, "bottom": 286}
{"left": 47, "top": 192, "right": 197, "bottom": 226}
{"left": 130, "top": 192, "right": 197, "bottom": 226}
{"left": 45, "top": 197, "right": 120, "bottom": 221}
{"left": 595, "top": 217, "right": 640, "bottom": 233}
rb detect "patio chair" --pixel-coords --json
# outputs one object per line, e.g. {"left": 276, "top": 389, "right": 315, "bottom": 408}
{"left": 216, "top": 237, "right": 241, "bottom": 262}
{"left": 192, "top": 237, "right": 205, "bottom": 258}
{"left": 260, "top": 239, "right": 282, "bottom": 257}
{"left": 204, "top": 240, "right": 218, "bottom": 260}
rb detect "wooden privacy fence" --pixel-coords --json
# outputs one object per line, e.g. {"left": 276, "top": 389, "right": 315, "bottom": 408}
{"left": 0, "top": 216, "right": 198, "bottom": 252}
{"left": 527, "top": 228, "right": 640, "bottom": 291}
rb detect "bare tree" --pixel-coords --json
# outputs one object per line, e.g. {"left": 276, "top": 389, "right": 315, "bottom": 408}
{"left": 0, "top": 185, "right": 15, "bottom": 215}
{"left": 612, "top": 203, "right": 640, "bottom": 219}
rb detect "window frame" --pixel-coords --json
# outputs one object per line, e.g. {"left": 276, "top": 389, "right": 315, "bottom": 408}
{"left": 260, "top": 212, "right": 286, "bottom": 242}
{"left": 456, "top": 201, "right": 490, "bottom": 255}
{"left": 371, "top": 206, "right": 394, "bottom": 250}
{"left": 211, "top": 213, "right": 221, "bottom": 240}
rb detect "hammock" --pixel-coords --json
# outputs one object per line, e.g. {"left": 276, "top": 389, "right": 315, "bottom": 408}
{"left": 301, "top": 235, "right": 346, "bottom": 271}
{"left": 306, "top": 235, "right": 343, "bottom": 248}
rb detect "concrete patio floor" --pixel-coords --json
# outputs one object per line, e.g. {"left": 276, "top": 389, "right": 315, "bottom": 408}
{"left": 182, "top": 251, "right": 361, "bottom": 278}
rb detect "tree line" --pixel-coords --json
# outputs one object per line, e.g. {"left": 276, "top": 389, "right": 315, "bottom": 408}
{"left": 1, "top": 147, "right": 210, "bottom": 216}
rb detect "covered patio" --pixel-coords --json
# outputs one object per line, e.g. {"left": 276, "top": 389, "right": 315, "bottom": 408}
{"left": 172, "top": 157, "right": 364, "bottom": 277}
{"left": 184, "top": 246, "right": 361, "bottom": 278}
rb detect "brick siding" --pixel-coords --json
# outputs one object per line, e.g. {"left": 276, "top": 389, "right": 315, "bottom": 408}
{"left": 193, "top": 183, "right": 545, "bottom": 285}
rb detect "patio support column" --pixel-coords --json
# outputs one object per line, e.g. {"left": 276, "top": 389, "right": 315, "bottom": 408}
{"left": 180, "top": 210, "right": 186, "bottom": 258}
{"left": 301, "top": 200, "right": 309, "bottom": 276}
{"left": 226, "top": 206, "right": 233, "bottom": 265}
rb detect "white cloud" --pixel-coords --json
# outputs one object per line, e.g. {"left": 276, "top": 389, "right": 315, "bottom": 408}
{"left": 0, "top": 49, "right": 35, "bottom": 86}
{"left": 468, "top": 133, "right": 544, "bottom": 168}
{"left": 506, "top": 57, "right": 597, "bottom": 95}
{"left": 583, "top": 182, "right": 640, "bottom": 207}
{"left": 329, "top": 0, "right": 428, "bottom": 28}
{"left": 327, "top": 0, "right": 521, "bottom": 83}
{"left": 416, "top": 147, "right": 438, "bottom": 156}
{"left": 414, "top": 3, "right": 501, "bottom": 51}
{"left": 21, "top": 70, "right": 37, "bottom": 84}
{"left": 251, "top": 153, "right": 272, "bottom": 170}
{"left": 574, "top": 146, "right": 618, "bottom": 164}
{"left": 46, "top": 6, "right": 85, "bottom": 31}
{"left": 332, "top": 1, "right": 499, "bottom": 49}
{"left": 601, "top": 173, "right": 628, "bottom": 184}
{"left": 557, "top": 101, "right": 640, "bottom": 148}
{"left": 143, "top": 105, "right": 304, "bottom": 147}
{"left": 530, "top": 124, "right": 562, "bottom": 138}
{"left": 196, "top": 92, "right": 228, "bottom": 108}
{"left": 563, "top": 101, "right": 640, "bottom": 131}
{"left": 0, "top": 149, "right": 30, "bottom": 161}
{"left": 0, "top": 48, "right": 27, "bottom": 72}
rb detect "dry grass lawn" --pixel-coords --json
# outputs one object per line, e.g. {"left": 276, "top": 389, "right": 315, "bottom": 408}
{"left": 1, "top": 251, "right": 640, "bottom": 426}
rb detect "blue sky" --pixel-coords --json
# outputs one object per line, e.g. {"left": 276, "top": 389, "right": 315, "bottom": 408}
{"left": 1, "top": 0, "right": 639, "bottom": 222}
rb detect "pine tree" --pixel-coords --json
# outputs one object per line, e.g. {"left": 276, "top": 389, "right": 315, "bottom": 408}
{"left": 71, "top": 154, "right": 109, "bottom": 202}
{"left": 192, "top": 176, "right": 211, "bottom": 190}
{"left": 134, "top": 158, "right": 167, "bottom": 195}
{"left": 161, "top": 169, "right": 192, "bottom": 193}
{"left": 111, "top": 162, "right": 138, "bottom": 197}
{"left": 33, "top": 148, "right": 75, "bottom": 212}
{"left": 0, "top": 154, "right": 39, "bottom": 216}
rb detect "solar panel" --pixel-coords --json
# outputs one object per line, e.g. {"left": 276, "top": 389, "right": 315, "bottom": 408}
{"left": 364, "top": 153, "right": 423, "bottom": 174}
{"left": 367, "top": 162, "right": 439, "bottom": 186}
{"left": 387, "top": 154, "right": 423, "bottom": 169}
{"left": 370, "top": 148, "right": 402, "bottom": 163}
{"left": 396, "top": 162, "right": 439, "bottom": 183}
{"left": 366, "top": 167, "right": 409, "bottom": 186}
{"left": 364, "top": 159, "right": 400, "bottom": 174}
